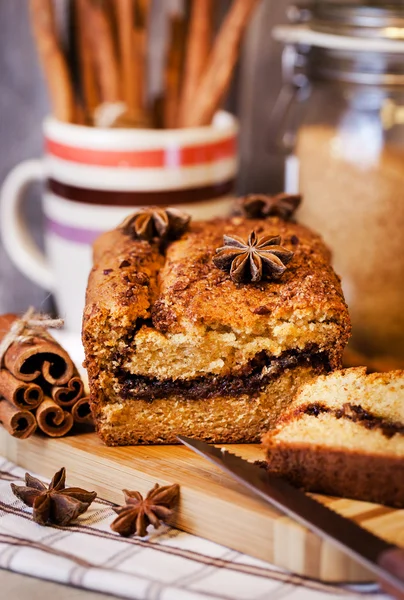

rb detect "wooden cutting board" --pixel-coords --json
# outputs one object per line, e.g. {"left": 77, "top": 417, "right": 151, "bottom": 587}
{"left": 0, "top": 429, "right": 402, "bottom": 584}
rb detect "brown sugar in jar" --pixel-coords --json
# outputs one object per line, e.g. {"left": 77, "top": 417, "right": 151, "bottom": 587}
{"left": 296, "top": 123, "right": 404, "bottom": 359}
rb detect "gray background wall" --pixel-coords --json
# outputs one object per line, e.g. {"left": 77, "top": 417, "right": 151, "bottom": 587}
{"left": 0, "top": 0, "right": 291, "bottom": 314}
{"left": 0, "top": 1, "right": 51, "bottom": 314}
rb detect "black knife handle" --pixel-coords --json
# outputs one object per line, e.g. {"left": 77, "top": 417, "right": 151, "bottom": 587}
{"left": 378, "top": 548, "right": 404, "bottom": 599}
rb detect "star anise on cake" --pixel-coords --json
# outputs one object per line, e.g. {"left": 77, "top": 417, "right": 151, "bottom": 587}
{"left": 213, "top": 231, "right": 294, "bottom": 283}
{"left": 121, "top": 207, "right": 190, "bottom": 241}
{"left": 11, "top": 468, "right": 97, "bottom": 526}
{"left": 235, "top": 193, "right": 301, "bottom": 220}
{"left": 110, "top": 483, "right": 180, "bottom": 537}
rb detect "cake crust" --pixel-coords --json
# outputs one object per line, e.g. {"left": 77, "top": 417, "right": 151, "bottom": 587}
{"left": 87, "top": 216, "right": 348, "bottom": 345}
{"left": 264, "top": 443, "right": 404, "bottom": 507}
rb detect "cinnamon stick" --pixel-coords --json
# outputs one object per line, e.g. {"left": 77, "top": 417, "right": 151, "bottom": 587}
{"left": 29, "top": 0, "right": 76, "bottom": 122}
{"left": 81, "top": 0, "right": 121, "bottom": 103}
{"left": 131, "top": 29, "right": 147, "bottom": 124}
{"left": 116, "top": 0, "right": 137, "bottom": 117}
{"left": 178, "top": 0, "right": 213, "bottom": 127}
{"left": 36, "top": 397, "right": 74, "bottom": 437}
{"left": 75, "top": 0, "right": 100, "bottom": 121}
{"left": 51, "top": 375, "right": 84, "bottom": 408}
{"left": 0, "top": 314, "right": 74, "bottom": 386}
{"left": 0, "top": 400, "right": 37, "bottom": 439}
{"left": 74, "top": 101, "right": 87, "bottom": 126}
{"left": 136, "top": 0, "right": 150, "bottom": 20}
{"left": 0, "top": 370, "right": 43, "bottom": 410}
{"left": 164, "top": 15, "right": 187, "bottom": 128}
{"left": 71, "top": 396, "right": 94, "bottom": 425}
{"left": 184, "top": 0, "right": 260, "bottom": 127}
{"left": 128, "top": 0, "right": 151, "bottom": 126}
{"left": 151, "top": 94, "right": 165, "bottom": 129}
{"left": 135, "top": 0, "right": 151, "bottom": 100}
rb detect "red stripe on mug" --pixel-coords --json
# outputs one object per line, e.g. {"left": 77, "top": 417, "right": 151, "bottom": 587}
{"left": 45, "top": 136, "right": 236, "bottom": 168}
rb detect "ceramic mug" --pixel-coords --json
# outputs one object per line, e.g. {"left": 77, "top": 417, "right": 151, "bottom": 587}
{"left": 1, "top": 111, "right": 238, "bottom": 333}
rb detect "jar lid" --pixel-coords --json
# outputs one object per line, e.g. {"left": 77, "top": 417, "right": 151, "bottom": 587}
{"left": 273, "top": 25, "right": 404, "bottom": 53}
{"left": 311, "top": 2, "right": 404, "bottom": 39}
{"left": 274, "top": 2, "right": 404, "bottom": 53}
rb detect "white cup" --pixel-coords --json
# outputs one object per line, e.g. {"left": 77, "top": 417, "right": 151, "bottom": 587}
{"left": 1, "top": 112, "right": 238, "bottom": 332}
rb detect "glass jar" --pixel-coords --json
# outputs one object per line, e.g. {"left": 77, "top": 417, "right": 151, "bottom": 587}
{"left": 273, "top": 2, "right": 404, "bottom": 360}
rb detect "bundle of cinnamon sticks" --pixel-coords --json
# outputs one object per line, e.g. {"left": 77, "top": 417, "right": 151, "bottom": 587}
{"left": 0, "top": 312, "right": 93, "bottom": 439}
{"left": 29, "top": 0, "right": 260, "bottom": 128}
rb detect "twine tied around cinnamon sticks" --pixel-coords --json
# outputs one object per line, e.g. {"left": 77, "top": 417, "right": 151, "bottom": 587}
{"left": 0, "top": 309, "right": 93, "bottom": 440}
{"left": 0, "top": 307, "right": 63, "bottom": 367}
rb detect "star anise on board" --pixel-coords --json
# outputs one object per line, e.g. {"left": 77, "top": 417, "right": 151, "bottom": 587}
{"left": 235, "top": 193, "right": 301, "bottom": 220}
{"left": 121, "top": 207, "right": 190, "bottom": 241}
{"left": 213, "top": 231, "right": 294, "bottom": 283}
{"left": 11, "top": 468, "right": 97, "bottom": 526}
{"left": 110, "top": 483, "right": 180, "bottom": 537}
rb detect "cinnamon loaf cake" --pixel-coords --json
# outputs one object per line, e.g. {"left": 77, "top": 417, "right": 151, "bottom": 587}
{"left": 82, "top": 205, "right": 350, "bottom": 445}
{"left": 263, "top": 367, "right": 404, "bottom": 507}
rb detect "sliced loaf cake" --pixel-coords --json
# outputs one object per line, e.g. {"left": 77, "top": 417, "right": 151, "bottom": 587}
{"left": 263, "top": 367, "right": 404, "bottom": 506}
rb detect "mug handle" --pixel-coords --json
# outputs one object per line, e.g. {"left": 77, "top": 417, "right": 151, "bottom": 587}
{"left": 0, "top": 159, "right": 54, "bottom": 291}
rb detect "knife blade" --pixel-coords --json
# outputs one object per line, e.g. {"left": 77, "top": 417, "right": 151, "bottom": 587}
{"left": 178, "top": 435, "right": 404, "bottom": 597}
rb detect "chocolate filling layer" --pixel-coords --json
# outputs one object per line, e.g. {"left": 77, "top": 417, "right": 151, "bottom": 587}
{"left": 301, "top": 402, "right": 404, "bottom": 439}
{"left": 118, "top": 349, "right": 330, "bottom": 401}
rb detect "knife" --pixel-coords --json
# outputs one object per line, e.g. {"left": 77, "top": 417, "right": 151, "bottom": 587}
{"left": 178, "top": 435, "right": 404, "bottom": 599}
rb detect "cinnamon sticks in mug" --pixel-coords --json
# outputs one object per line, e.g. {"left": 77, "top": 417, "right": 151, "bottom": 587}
{"left": 0, "top": 310, "right": 93, "bottom": 439}
{"left": 28, "top": 0, "right": 260, "bottom": 128}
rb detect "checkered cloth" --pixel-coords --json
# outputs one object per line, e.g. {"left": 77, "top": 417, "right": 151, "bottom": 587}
{"left": 0, "top": 457, "right": 389, "bottom": 600}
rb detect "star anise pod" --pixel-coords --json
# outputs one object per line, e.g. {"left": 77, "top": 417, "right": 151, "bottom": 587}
{"left": 110, "top": 483, "right": 180, "bottom": 537}
{"left": 121, "top": 207, "right": 190, "bottom": 241}
{"left": 11, "top": 468, "right": 97, "bottom": 526}
{"left": 235, "top": 193, "right": 301, "bottom": 220}
{"left": 213, "top": 231, "right": 294, "bottom": 283}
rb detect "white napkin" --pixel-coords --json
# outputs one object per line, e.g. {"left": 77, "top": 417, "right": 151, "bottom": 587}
{"left": 0, "top": 457, "right": 388, "bottom": 600}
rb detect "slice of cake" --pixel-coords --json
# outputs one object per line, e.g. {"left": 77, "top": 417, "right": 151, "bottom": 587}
{"left": 82, "top": 204, "right": 350, "bottom": 446}
{"left": 263, "top": 367, "right": 404, "bottom": 507}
